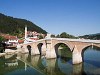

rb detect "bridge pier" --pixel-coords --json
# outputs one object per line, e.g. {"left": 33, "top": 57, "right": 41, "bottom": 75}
{"left": 21, "top": 46, "right": 29, "bottom": 53}
{"left": 31, "top": 47, "right": 40, "bottom": 55}
{"left": 45, "top": 49, "right": 56, "bottom": 59}
{"left": 41, "top": 44, "right": 46, "bottom": 55}
{"left": 72, "top": 45, "right": 82, "bottom": 64}
{"left": 45, "top": 39, "right": 57, "bottom": 59}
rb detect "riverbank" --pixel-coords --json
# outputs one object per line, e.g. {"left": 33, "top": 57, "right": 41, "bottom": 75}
{"left": 0, "top": 49, "right": 21, "bottom": 57}
{"left": 0, "top": 53, "right": 6, "bottom": 57}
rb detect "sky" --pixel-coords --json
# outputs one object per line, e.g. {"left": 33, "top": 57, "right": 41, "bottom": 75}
{"left": 0, "top": 0, "right": 100, "bottom": 36}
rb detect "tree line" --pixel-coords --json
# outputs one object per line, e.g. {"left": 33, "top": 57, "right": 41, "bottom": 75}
{"left": 51, "top": 32, "right": 77, "bottom": 38}
{"left": 79, "top": 33, "right": 100, "bottom": 40}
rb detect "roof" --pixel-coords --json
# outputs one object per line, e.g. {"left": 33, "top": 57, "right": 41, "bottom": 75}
{"left": 0, "top": 34, "right": 18, "bottom": 40}
{"left": 18, "top": 39, "right": 24, "bottom": 44}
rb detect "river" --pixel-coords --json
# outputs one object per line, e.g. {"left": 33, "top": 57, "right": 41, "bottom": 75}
{"left": 0, "top": 46, "right": 100, "bottom": 75}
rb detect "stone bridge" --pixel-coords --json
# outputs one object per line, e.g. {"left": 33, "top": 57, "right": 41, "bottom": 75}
{"left": 19, "top": 38, "right": 100, "bottom": 64}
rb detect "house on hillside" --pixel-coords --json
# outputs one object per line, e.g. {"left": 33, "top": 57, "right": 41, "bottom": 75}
{"left": 27, "top": 31, "right": 39, "bottom": 40}
{"left": 0, "top": 34, "right": 18, "bottom": 47}
{"left": 24, "top": 26, "right": 46, "bottom": 43}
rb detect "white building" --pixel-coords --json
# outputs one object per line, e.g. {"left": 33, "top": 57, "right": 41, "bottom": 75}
{"left": 24, "top": 26, "right": 38, "bottom": 43}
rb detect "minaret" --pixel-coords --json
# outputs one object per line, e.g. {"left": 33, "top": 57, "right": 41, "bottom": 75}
{"left": 25, "top": 26, "right": 27, "bottom": 39}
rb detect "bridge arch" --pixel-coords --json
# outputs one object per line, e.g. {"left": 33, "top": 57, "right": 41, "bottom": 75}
{"left": 82, "top": 44, "right": 100, "bottom": 52}
{"left": 54, "top": 43, "right": 72, "bottom": 58}
{"left": 27, "top": 45, "right": 32, "bottom": 55}
{"left": 37, "top": 43, "right": 43, "bottom": 55}
{"left": 81, "top": 44, "right": 100, "bottom": 62}
{"left": 53, "top": 41, "right": 72, "bottom": 51}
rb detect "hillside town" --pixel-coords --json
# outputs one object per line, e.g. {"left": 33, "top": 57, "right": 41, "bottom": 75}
{"left": 0, "top": 26, "right": 46, "bottom": 48}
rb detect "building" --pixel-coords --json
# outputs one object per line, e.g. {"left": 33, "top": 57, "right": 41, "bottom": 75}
{"left": 0, "top": 33, "right": 18, "bottom": 47}
{"left": 24, "top": 26, "right": 46, "bottom": 43}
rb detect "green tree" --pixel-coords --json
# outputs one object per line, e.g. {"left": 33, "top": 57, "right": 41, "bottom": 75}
{"left": 51, "top": 34, "right": 55, "bottom": 38}
{"left": 0, "top": 36, "right": 5, "bottom": 42}
{"left": 56, "top": 34, "right": 60, "bottom": 38}
{"left": 59, "top": 32, "right": 77, "bottom": 38}
{"left": 60, "top": 32, "right": 68, "bottom": 38}
{"left": 38, "top": 35, "right": 43, "bottom": 39}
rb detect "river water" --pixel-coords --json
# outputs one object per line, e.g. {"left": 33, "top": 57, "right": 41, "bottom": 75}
{"left": 0, "top": 46, "right": 100, "bottom": 75}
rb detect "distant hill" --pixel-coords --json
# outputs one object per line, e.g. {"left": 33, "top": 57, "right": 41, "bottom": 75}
{"left": 79, "top": 33, "right": 100, "bottom": 40}
{"left": 0, "top": 13, "right": 47, "bottom": 37}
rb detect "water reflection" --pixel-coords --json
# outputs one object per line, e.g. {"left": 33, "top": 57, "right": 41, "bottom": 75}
{"left": 0, "top": 53, "right": 84, "bottom": 75}
{"left": 83, "top": 46, "right": 100, "bottom": 75}
{"left": 17, "top": 46, "right": 100, "bottom": 75}
{"left": 0, "top": 46, "right": 100, "bottom": 75}
{"left": 73, "top": 63, "right": 84, "bottom": 75}
{"left": 0, "top": 54, "right": 43, "bottom": 75}
{"left": 17, "top": 53, "right": 85, "bottom": 75}
{"left": 0, "top": 54, "right": 22, "bottom": 75}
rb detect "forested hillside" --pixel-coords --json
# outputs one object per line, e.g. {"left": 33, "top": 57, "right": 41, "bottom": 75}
{"left": 0, "top": 13, "right": 47, "bottom": 36}
{"left": 79, "top": 33, "right": 100, "bottom": 40}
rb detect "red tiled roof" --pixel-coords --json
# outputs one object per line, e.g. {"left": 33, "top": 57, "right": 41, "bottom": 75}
{"left": 0, "top": 34, "right": 18, "bottom": 40}
{"left": 30, "top": 38, "right": 39, "bottom": 40}
{"left": 18, "top": 39, "right": 24, "bottom": 43}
